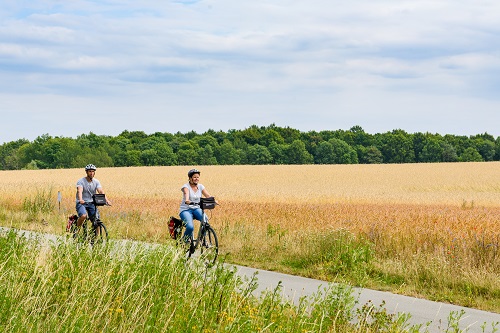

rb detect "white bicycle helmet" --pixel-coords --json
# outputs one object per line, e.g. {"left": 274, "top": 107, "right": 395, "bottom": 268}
{"left": 188, "top": 168, "right": 200, "bottom": 178}
{"left": 85, "top": 164, "right": 97, "bottom": 171}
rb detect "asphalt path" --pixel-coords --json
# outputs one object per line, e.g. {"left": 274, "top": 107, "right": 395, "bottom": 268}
{"left": 234, "top": 265, "right": 500, "bottom": 333}
{"left": 3, "top": 227, "right": 499, "bottom": 332}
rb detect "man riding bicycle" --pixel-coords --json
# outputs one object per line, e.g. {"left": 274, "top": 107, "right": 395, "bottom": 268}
{"left": 75, "top": 164, "right": 112, "bottom": 231}
{"left": 179, "top": 168, "right": 213, "bottom": 242}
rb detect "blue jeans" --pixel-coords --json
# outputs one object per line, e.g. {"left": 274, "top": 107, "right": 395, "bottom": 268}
{"left": 180, "top": 208, "right": 203, "bottom": 241}
{"left": 76, "top": 202, "right": 97, "bottom": 220}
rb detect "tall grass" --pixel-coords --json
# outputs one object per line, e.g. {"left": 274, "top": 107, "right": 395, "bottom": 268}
{"left": 0, "top": 230, "right": 455, "bottom": 333}
{"left": 22, "top": 187, "right": 55, "bottom": 214}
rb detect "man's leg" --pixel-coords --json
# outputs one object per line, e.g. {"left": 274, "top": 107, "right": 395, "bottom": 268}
{"left": 76, "top": 203, "right": 87, "bottom": 227}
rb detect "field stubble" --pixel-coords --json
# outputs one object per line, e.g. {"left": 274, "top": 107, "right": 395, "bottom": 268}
{"left": 0, "top": 163, "right": 499, "bottom": 312}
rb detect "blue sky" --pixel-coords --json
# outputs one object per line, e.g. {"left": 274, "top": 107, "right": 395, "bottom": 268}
{"left": 1, "top": 0, "right": 500, "bottom": 144}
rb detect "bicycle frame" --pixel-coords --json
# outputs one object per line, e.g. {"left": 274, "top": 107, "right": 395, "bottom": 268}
{"left": 182, "top": 203, "right": 218, "bottom": 265}
{"left": 193, "top": 212, "right": 210, "bottom": 245}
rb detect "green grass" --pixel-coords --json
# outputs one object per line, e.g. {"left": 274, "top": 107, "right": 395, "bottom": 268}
{"left": 224, "top": 226, "right": 500, "bottom": 314}
{"left": 22, "top": 187, "right": 55, "bottom": 214}
{"left": 1, "top": 230, "right": 478, "bottom": 333}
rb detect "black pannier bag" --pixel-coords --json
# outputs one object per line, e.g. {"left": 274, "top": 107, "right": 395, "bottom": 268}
{"left": 93, "top": 194, "right": 107, "bottom": 206}
{"left": 200, "top": 197, "right": 216, "bottom": 210}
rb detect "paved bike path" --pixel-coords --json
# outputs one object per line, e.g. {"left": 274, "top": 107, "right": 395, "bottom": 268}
{"left": 233, "top": 265, "right": 500, "bottom": 333}
{"left": 3, "top": 228, "right": 499, "bottom": 332}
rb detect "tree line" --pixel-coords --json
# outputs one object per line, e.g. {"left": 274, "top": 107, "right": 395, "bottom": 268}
{"left": 1, "top": 124, "right": 499, "bottom": 170}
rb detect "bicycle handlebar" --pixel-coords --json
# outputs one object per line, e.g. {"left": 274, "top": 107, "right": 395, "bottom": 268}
{"left": 186, "top": 201, "right": 220, "bottom": 208}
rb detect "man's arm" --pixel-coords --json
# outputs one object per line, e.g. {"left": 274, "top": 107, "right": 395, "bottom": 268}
{"left": 77, "top": 186, "right": 84, "bottom": 204}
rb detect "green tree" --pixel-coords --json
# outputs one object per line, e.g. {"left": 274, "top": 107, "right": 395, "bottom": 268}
{"left": 0, "top": 139, "right": 29, "bottom": 170}
{"left": 268, "top": 142, "right": 286, "bottom": 164}
{"left": 177, "top": 142, "right": 198, "bottom": 166}
{"left": 314, "top": 141, "right": 334, "bottom": 164}
{"left": 118, "top": 130, "right": 148, "bottom": 145}
{"left": 17, "top": 134, "right": 51, "bottom": 168}
{"left": 52, "top": 138, "right": 81, "bottom": 168}
{"left": 412, "top": 132, "right": 427, "bottom": 162}
{"left": 194, "top": 135, "right": 219, "bottom": 151}
{"left": 197, "top": 145, "right": 218, "bottom": 165}
{"left": 443, "top": 134, "right": 470, "bottom": 157}
{"left": 284, "top": 140, "right": 313, "bottom": 164}
{"left": 137, "top": 137, "right": 177, "bottom": 166}
{"left": 420, "top": 138, "right": 443, "bottom": 163}
{"left": 440, "top": 142, "right": 458, "bottom": 162}
{"left": 215, "top": 141, "right": 241, "bottom": 165}
{"left": 76, "top": 132, "right": 111, "bottom": 149}
{"left": 73, "top": 149, "right": 114, "bottom": 168}
{"left": 377, "top": 130, "right": 415, "bottom": 163}
{"left": 126, "top": 150, "right": 142, "bottom": 166}
{"left": 363, "top": 146, "right": 383, "bottom": 164}
{"left": 260, "top": 128, "right": 285, "bottom": 146}
{"left": 275, "top": 126, "right": 301, "bottom": 144}
{"left": 244, "top": 144, "right": 273, "bottom": 164}
{"left": 156, "top": 143, "right": 177, "bottom": 166}
{"left": 460, "top": 147, "right": 483, "bottom": 162}
{"left": 315, "top": 139, "right": 358, "bottom": 164}
{"left": 473, "top": 138, "right": 495, "bottom": 161}
{"left": 331, "top": 138, "right": 358, "bottom": 164}
{"left": 238, "top": 125, "right": 263, "bottom": 145}
{"left": 495, "top": 137, "right": 500, "bottom": 161}
{"left": 349, "top": 125, "right": 373, "bottom": 146}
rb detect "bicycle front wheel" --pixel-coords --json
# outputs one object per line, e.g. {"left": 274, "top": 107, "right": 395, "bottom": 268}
{"left": 92, "top": 222, "right": 109, "bottom": 246}
{"left": 199, "top": 226, "right": 218, "bottom": 265}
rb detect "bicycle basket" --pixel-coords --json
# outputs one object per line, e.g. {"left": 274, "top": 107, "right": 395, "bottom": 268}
{"left": 93, "top": 194, "right": 107, "bottom": 206}
{"left": 200, "top": 197, "right": 216, "bottom": 210}
{"left": 168, "top": 216, "right": 183, "bottom": 239}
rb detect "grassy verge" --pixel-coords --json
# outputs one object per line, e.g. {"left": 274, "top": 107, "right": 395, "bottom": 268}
{"left": 0, "top": 230, "right": 452, "bottom": 333}
{"left": 219, "top": 222, "right": 500, "bottom": 314}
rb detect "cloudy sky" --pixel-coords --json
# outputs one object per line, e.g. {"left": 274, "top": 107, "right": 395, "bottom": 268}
{"left": 1, "top": 0, "right": 499, "bottom": 144}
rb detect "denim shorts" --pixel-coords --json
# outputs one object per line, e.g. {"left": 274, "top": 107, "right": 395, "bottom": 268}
{"left": 76, "top": 202, "right": 96, "bottom": 219}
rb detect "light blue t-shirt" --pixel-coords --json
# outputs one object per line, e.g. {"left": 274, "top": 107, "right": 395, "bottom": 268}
{"left": 76, "top": 177, "right": 102, "bottom": 203}
{"left": 179, "top": 183, "right": 205, "bottom": 213}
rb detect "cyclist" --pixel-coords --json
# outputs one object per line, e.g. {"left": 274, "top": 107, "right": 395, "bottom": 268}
{"left": 179, "top": 168, "right": 213, "bottom": 242}
{"left": 75, "top": 164, "right": 111, "bottom": 231}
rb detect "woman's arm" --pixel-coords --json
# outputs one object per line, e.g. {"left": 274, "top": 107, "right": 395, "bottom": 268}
{"left": 182, "top": 187, "right": 191, "bottom": 204}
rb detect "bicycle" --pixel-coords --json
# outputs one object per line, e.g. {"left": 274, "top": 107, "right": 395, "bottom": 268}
{"left": 69, "top": 194, "right": 109, "bottom": 246}
{"left": 174, "top": 197, "right": 219, "bottom": 265}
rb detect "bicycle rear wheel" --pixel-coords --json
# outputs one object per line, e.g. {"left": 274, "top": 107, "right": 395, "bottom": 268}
{"left": 199, "top": 226, "right": 218, "bottom": 265}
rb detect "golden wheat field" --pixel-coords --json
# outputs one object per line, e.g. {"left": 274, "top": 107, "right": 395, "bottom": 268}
{"left": 1, "top": 162, "right": 500, "bottom": 205}
{"left": 1, "top": 162, "right": 499, "bottom": 252}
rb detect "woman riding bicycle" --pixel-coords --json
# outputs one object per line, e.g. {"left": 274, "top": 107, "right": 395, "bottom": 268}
{"left": 179, "top": 168, "right": 213, "bottom": 243}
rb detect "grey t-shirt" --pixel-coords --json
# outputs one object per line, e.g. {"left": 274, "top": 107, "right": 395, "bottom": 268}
{"left": 76, "top": 177, "right": 102, "bottom": 203}
{"left": 179, "top": 183, "right": 205, "bottom": 213}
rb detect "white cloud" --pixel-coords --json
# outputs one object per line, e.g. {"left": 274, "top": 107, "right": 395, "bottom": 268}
{"left": 1, "top": 0, "right": 500, "bottom": 144}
